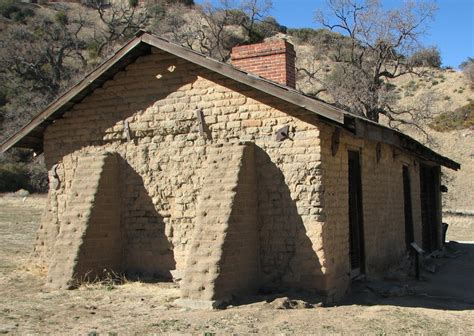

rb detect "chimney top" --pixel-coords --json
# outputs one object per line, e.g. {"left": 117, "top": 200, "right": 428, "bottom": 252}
{"left": 231, "top": 39, "right": 296, "bottom": 88}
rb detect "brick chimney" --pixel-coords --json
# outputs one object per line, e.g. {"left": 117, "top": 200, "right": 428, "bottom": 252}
{"left": 231, "top": 39, "right": 296, "bottom": 88}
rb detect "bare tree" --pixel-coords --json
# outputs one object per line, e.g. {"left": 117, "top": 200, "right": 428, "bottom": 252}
{"left": 0, "top": 11, "right": 89, "bottom": 141}
{"left": 313, "top": 0, "right": 438, "bottom": 131}
{"left": 152, "top": 0, "right": 274, "bottom": 61}
{"left": 238, "top": 0, "right": 273, "bottom": 43}
{"left": 0, "top": 12, "right": 88, "bottom": 97}
{"left": 92, "top": 1, "right": 150, "bottom": 58}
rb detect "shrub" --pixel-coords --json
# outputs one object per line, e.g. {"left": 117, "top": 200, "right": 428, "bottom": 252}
{"left": 0, "top": 164, "right": 29, "bottom": 192}
{"left": 147, "top": 3, "right": 166, "bottom": 19}
{"left": 253, "top": 16, "right": 287, "bottom": 41}
{"left": 409, "top": 46, "right": 442, "bottom": 68}
{"left": 26, "top": 162, "right": 48, "bottom": 193}
{"left": 460, "top": 58, "right": 474, "bottom": 88}
{"left": 55, "top": 11, "right": 68, "bottom": 26}
{"left": 0, "top": 0, "right": 34, "bottom": 23}
{"left": 148, "top": 0, "right": 194, "bottom": 6}
{"left": 0, "top": 89, "right": 7, "bottom": 107}
{"left": 288, "top": 27, "right": 344, "bottom": 47}
{"left": 287, "top": 28, "right": 319, "bottom": 43}
{"left": 86, "top": 40, "right": 102, "bottom": 60}
{"left": 430, "top": 100, "right": 474, "bottom": 132}
{"left": 0, "top": 0, "right": 16, "bottom": 18}
{"left": 129, "top": 0, "right": 139, "bottom": 7}
{"left": 0, "top": 151, "right": 48, "bottom": 193}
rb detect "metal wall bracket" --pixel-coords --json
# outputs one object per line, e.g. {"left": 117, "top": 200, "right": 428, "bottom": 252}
{"left": 376, "top": 142, "right": 382, "bottom": 163}
{"left": 275, "top": 125, "right": 290, "bottom": 142}
{"left": 124, "top": 120, "right": 132, "bottom": 141}
{"left": 195, "top": 108, "right": 205, "bottom": 137}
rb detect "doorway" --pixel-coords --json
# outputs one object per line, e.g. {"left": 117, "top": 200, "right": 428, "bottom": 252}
{"left": 420, "top": 164, "right": 441, "bottom": 252}
{"left": 348, "top": 150, "right": 365, "bottom": 277}
{"left": 403, "top": 165, "right": 415, "bottom": 248}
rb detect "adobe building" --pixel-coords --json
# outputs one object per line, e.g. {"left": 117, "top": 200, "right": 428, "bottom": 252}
{"left": 0, "top": 32, "right": 459, "bottom": 308}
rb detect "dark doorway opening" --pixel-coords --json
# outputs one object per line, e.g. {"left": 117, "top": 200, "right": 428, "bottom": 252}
{"left": 403, "top": 165, "right": 415, "bottom": 249}
{"left": 348, "top": 150, "right": 365, "bottom": 277}
{"left": 420, "top": 164, "right": 441, "bottom": 252}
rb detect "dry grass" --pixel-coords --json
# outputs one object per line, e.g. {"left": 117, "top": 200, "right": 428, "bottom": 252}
{"left": 0, "top": 194, "right": 473, "bottom": 334}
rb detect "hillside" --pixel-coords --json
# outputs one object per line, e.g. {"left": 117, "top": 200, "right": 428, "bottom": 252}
{"left": 0, "top": 2, "right": 472, "bottom": 212}
{"left": 390, "top": 69, "right": 473, "bottom": 211}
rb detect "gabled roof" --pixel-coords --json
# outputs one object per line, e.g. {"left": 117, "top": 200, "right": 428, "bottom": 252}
{"left": 0, "top": 31, "right": 460, "bottom": 170}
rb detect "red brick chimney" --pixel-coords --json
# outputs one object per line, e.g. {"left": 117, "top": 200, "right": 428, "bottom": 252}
{"left": 231, "top": 39, "right": 296, "bottom": 88}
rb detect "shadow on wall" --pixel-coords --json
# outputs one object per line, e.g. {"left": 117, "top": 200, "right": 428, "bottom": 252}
{"left": 254, "top": 146, "right": 325, "bottom": 295}
{"left": 118, "top": 156, "right": 176, "bottom": 282}
{"left": 60, "top": 154, "right": 176, "bottom": 285}
{"left": 44, "top": 51, "right": 199, "bottom": 169}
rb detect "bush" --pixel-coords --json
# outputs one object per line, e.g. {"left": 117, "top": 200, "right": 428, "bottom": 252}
{"left": 288, "top": 28, "right": 342, "bottom": 46}
{"left": 55, "top": 11, "right": 68, "bottom": 26}
{"left": 252, "top": 16, "right": 286, "bottom": 41}
{"left": 430, "top": 100, "right": 474, "bottom": 132}
{"left": 86, "top": 40, "right": 102, "bottom": 60}
{"left": 147, "top": 3, "right": 166, "bottom": 19}
{"left": 0, "top": 163, "right": 29, "bottom": 192}
{"left": 409, "top": 46, "right": 442, "bottom": 68}
{"left": 147, "top": 0, "right": 194, "bottom": 7}
{"left": 460, "top": 58, "right": 474, "bottom": 88}
{"left": 287, "top": 28, "right": 319, "bottom": 43}
{"left": 0, "top": 0, "right": 34, "bottom": 23}
{"left": 0, "top": 151, "right": 48, "bottom": 193}
{"left": 0, "top": 89, "right": 7, "bottom": 107}
{"left": 26, "top": 162, "right": 48, "bottom": 193}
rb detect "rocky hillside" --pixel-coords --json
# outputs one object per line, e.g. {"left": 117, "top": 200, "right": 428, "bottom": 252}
{"left": 390, "top": 69, "right": 473, "bottom": 211}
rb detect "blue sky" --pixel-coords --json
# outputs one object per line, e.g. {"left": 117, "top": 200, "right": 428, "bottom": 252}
{"left": 197, "top": 0, "right": 474, "bottom": 68}
{"left": 270, "top": 0, "right": 473, "bottom": 68}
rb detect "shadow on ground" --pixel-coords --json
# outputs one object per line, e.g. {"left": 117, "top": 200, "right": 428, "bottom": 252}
{"left": 339, "top": 241, "right": 474, "bottom": 311}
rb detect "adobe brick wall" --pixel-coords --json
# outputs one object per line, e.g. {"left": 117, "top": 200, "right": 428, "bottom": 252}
{"left": 38, "top": 47, "right": 327, "bottom": 296}
{"left": 231, "top": 40, "right": 296, "bottom": 88}
{"left": 319, "top": 124, "right": 426, "bottom": 300}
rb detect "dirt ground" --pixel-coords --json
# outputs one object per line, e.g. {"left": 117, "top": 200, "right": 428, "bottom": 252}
{"left": 0, "top": 195, "right": 473, "bottom": 335}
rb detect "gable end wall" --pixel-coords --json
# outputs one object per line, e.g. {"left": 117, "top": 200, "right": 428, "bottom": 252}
{"left": 38, "top": 47, "right": 329, "bottom": 296}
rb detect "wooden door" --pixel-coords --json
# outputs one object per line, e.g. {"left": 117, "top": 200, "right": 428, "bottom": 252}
{"left": 348, "top": 151, "right": 365, "bottom": 276}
